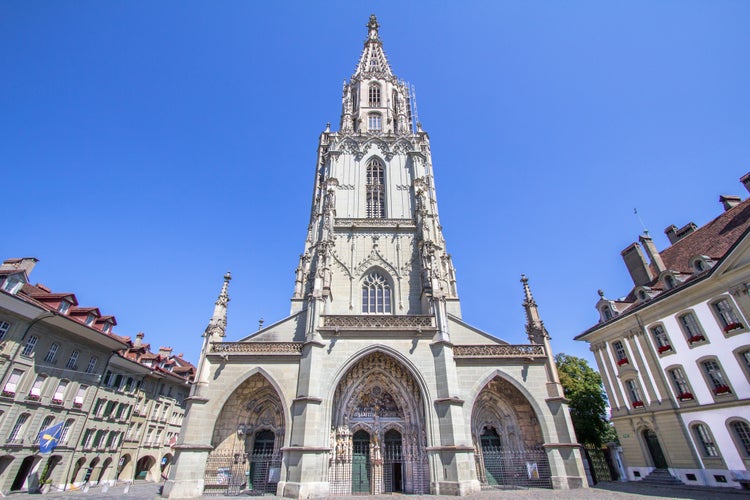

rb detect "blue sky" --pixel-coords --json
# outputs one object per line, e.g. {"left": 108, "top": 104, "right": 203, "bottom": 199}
{"left": 2, "top": 1, "right": 749, "bottom": 367}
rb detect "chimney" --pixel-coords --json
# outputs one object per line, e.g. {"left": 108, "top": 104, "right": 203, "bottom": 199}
{"left": 621, "top": 242, "right": 655, "bottom": 287}
{"left": 0, "top": 257, "right": 38, "bottom": 275}
{"left": 741, "top": 172, "right": 750, "bottom": 194}
{"left": 720, "top": 195, "right": 741, "bottom": 212}
{"left": 639, "top": 234, "right": 666, "bottom": 274}
{"left": 158, "top": 346, "right": 173, "bottom": 357}
{"left": 664, "top": 222, "right": 698, "bottom": 245}
{"left": 135, "top": 332, "right": 145, "bottom": 347}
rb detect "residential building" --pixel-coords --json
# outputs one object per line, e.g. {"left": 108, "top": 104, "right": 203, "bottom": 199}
{"left": 0, "top": 258, "right": 193, "bottom": 493}
{"left": 164, "top": 16, "right": 585, "bottom": 499}
{"left": 576, "top": 174, "right": 750, "bottom": 488}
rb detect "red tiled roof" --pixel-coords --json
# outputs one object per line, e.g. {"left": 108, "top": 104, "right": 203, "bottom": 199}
{"left": 658, "top": 197, "right": 750, "bottom": 273}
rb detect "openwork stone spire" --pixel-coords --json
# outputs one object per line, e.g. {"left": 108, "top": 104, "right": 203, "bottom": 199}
{"left": 204, "top": 272, "right": 231, "bottom": 338}
{"left": 521, "top": 274, "right": 547, "bottom": 343}
{"left": 353, "top": 14, "right": 394, "bottom": 78}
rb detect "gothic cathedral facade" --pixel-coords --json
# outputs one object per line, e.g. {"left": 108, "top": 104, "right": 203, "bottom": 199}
{"left": 163, "top": 16, "right": 586, "bottom": 498}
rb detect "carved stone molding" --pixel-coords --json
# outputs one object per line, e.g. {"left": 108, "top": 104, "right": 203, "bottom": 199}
{"left": 452, "top": 344, "right": 546, "bottom": 359}
{"left": 321, "top": 315, "right": 434, "bottom": 330}
{"left": 209, "top": 342, "right": 304, "bottom": 355}
{"left": 335, "top": 218, "right": 415, "bottom": 230}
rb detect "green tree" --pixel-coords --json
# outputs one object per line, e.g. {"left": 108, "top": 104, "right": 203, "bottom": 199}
{"left": 555, "top": 353, "right": 614, "bottom": 447}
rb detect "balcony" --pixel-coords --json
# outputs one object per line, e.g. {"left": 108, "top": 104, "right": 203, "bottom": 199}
{"left": 321, "top": 315, "right": 435, "bottom": 332}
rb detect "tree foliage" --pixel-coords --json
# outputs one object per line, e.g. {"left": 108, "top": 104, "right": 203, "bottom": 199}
{"left": 555, "top": 353, "right": 613, "bottom": 448}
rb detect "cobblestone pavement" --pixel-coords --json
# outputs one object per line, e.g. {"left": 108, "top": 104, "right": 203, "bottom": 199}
{"left": 32, "top": 480, "right": 750, "bottom": 499}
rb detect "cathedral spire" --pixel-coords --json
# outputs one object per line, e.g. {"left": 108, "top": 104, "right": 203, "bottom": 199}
{"left": 204, "top": 272, "right": 231, "bottom": 339}
{"left": 353, "top": 14, "right": 394, "bottom": 78}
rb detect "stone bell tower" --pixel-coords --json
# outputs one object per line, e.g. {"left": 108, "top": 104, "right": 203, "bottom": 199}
{"left": 291, "top": 14, "right": 459, "bottom": 343}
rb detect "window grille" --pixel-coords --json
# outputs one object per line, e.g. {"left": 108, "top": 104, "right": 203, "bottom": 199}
{"left": 668, "top": 368, "right": 690, "bottom": 395}
{"left": 66, "top": 350, "right": 79, "bottom": 369}
{"left": 650, "top": 325, "right": 670, "bottom": 349}
{"left": 702, "top": 360, "right": 729, "bottom": 392}
{"left": 8, "top": 413, "right": 29, "bottom": 442}
{"left": 366, "top": 159, "right": 385, "bottom": 218}
{"left": 85, "top": 356, "right": 97, "bottom": 374}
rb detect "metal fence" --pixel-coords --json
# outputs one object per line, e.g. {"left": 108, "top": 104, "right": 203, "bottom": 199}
{"left": 476, "top": 447, "right": 552, "bottom": 490}
{"left": 202, "top": 450, "right": 281, "bottom": 496}
{"left": 584, "top": 447, "right": 614, "bottom": 484}
{"left": 328, "top": 448, "right": 429, "bottom": 495}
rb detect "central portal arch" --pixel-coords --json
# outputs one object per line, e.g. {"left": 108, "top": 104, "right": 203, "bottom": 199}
{"left": 328, "top": 351, "right": 428, "bottom": 495}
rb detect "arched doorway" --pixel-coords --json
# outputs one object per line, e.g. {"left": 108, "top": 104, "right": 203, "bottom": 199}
{"left": 480, "top": 427, "right": 502, "bottom": 485}
{"left": 352, "top": 430, "right": 371, "bottom": 493}
{"left": 97, "top": 458, "right": 112, "bottom": 484}
{"left": 642, "top": 429, "right": 667, "bottom": 469}
{"left": 204, "top": 372, "right": 285, "bottom": 496}
{"left": 329, "top": 351, "right": 428, "bottom": 495}
{"left": 384, "top": 429, "right": 403, "bottom": 492}
{"left": 11, "top": 455, "right": 39, "bottom": 491}
{"left": 160, "top": 453, "right": 173, "bottom": 480}
{"left": 83, "top": 457, "right": 99, "bottom": 484}
{"left": 40, "top": 455, "right": 62, "bottom": 485}
{"left": 134, "top": 456, "right": 155, "bottom": 481}
{"left": 117, "top": 454, "right": 131, "bottom": 481}
{"left": 69, "top": 457, "right": 86, "bottom": 486}
{"left": 471, "top": 376, "right": 551, "bottom": 489}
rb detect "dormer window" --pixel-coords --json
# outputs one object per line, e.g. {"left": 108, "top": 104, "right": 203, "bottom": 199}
{"left": 58, "top": 300, "right": 71, "bottom": 314}
{"left": 101, "top": 322, "right": 112, "bottom": 334}
{"left": 600, "top": 305, "right": 613, "bottom": 321}
{"left": 691, "top": 256, "right": 713, "bottom": 273}
{"left": 1, "top": 276, "right": 23, "bottom": 294}
{"left": 637, "top": 290, "right": 647, "bottom": 301}
{"left": 85, "top": 314, "right": 96, "bottom": 326}
{"left": 664, "top": 274, "right": 676, "bottom": 290}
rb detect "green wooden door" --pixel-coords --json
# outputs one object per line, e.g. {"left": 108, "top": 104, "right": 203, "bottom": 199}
{"left": 643, "top": 430, "right": 668, "bottom": 469}
{"left": 352, "top": 430, "right": 370, "bottom": 493}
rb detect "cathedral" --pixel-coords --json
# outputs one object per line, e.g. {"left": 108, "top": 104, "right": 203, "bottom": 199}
{"left": 163, "top": 16, "right": 585, "bottom": 498}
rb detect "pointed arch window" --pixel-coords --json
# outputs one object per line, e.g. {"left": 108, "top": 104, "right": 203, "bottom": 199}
{"left": 369, "top": 83, "right": 381, "bottom": 107}
{"left": 366, "top": 158, "right": 385, "bottom": 218}
{"left": 361, "top": 271, "right": 392, "bottom": 314}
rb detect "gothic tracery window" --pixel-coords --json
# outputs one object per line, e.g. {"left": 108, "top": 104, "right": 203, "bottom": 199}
{"left": 366, "top": 158, "right": 385, "bottom": 218}
{"left": 361, "top": 271, "right": 391, "bottom": 314}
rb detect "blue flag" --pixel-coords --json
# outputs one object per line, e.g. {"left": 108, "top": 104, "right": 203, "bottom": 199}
{"left": 38, "top": 422, "right": 64, "bottom": 454}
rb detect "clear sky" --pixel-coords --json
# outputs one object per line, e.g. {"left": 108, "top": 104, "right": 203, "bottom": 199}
{"left": 2, "top": 1, "right": 749, "bottom": 368}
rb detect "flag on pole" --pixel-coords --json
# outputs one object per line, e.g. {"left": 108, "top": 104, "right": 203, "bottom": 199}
{"left": 38, "top": 422, "right": 64, "bottom": 454}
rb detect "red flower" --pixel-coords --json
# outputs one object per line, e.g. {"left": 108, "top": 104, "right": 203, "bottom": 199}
{"left": 632, "top": 400, "right": 645, "bottom": 408}
{"left": 723, "top": 322, "right": 743, "bottom": 333}
{"left": 617, "top": 358, "right": 629, "bottom": 366}
{"left": 688, "top": 335, "right": 705, "bottom": 344}
{"left": 678, "top": 392, "right": 694, "bottom": 401}
{"left": 713, "top": 385, "right": 731, "bottom": 395}
{"left": 658, "top": 345, "right": 672, "bottom": 354}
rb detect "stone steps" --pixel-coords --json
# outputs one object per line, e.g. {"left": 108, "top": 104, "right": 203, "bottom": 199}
{"left": 640, "top": 469, "right": 684, "bottom": 486}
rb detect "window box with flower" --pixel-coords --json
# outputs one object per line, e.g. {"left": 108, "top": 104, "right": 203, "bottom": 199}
{"left": 1, "top": 390, "right": 15, "bottom": 398}
{"left": 51, "top": 398, "right": 63, "bottom": 406}
{"left": 26, "top": 394, "right": 40, "bottom": 402}
{"left": 657, "top": 344, "right": 672, "bottom": 354}
{"left": 723, "top": 322, "right": 744, "bottom": 333}
{"left": 73, "top": 401, "right": 83, "bottom": 409}
{"left": 617, "top": 358, "right": 629, "bottom": 367}
{"left": 678, "top": 392, "right": 694, "bottom": 401}
{"left": 713, "top": 385, "right": 731, "bottom": 395}
{"left": 688, "top": 335, "right": 706, "bottom": 344}
{"left": 632, "top": 400, "right": 645, "bottom": 408}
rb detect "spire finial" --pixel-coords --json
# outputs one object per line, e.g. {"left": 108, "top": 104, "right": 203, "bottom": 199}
{"left": 204, "top": 271, "right": 231, "bottom": 338}
{"left": 367, "top": 14, "right": 380, "bottom": 40}
{"left": 521, "top": 274, "right": 546, "bottom": 342}
{"left": 520, "top": 274, "right": 535, "bottom": 306}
